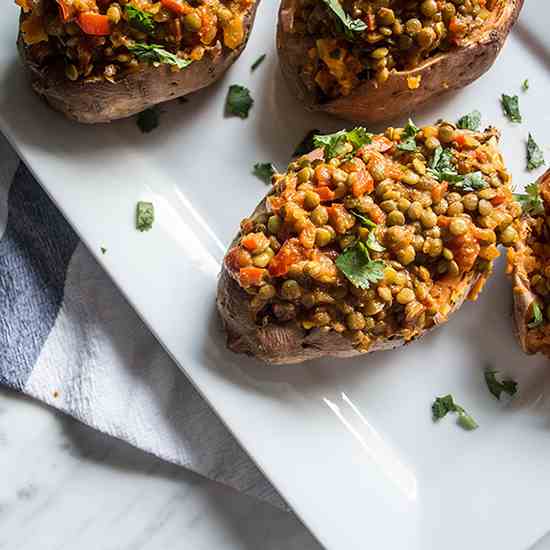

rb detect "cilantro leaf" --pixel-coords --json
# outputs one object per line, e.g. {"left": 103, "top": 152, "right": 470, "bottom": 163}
{"left": 313, "top": 128, "right": 371, "bottom": 160}
{"left": 351, "top": 210, "right": 377, "bottom": 228}
{"left": 125, "top": 5, "right": 155, "bottom": 34}
{"left": 253, "top": 162, "right": 276, "bottom": 184}
{"left": 432, "top": 394, "right": 478, "bottom": 431}
{"left": 226, "top": 85, "right": 254, "bottom": 119}
{"left": 137, "top": 107, "right": 160, "bottom": 133}
{"left": 514, "top": 181, "right": 544, "bottom": 215}
{"left": 522, "top": 79, "right": 529, "bottom": 92}
{"left": 457, "top": 110, "right": 481, "bottom": 131}
{"left": 366, "top": 230, "right": 385, "bottom": 252}
{"left": 528, "top": 302, "right": 544, "bottom": 329}
{"left": 100, "top": 247, "right": 107, "bottom": 255}
{"left": 484, "top": 369, "right": 518, "bottom": 400}
{"left": 320, "top": 0, "right": 367, "bottom": 34}
{"left": 335, "top": 241, "right": 385, "bottom": 290}
{"left": 136, "top": 201, "right": 154, "bottom": 232}
{"left": 527, "top": 133, "right": 545, "bottom": 171}
{"left": 397, "top": 119, "right": 419, "bottom": 152}
{"left": 251, "top": 54, "right": 266, "bottom": 71}
{"left": 129, "top": 43, "right": 192, "bottom": 70}
{"left": 501, "top": 94, "right": 522, "bottom": 123}
{"left": 293, "top": 129, "right": 320, "bottom": 157}
{"left": 455, "top": 171, "right": 487, "bottom": 192}
{"left": 428, "top": 146, "right": 459, "bottom": 181}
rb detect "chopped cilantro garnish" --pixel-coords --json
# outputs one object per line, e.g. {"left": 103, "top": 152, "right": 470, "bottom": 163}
{"left": 514, "top": 181, "right": 544, "bottom": 216}
{"left": 432, "top": 394, "right": 478, "bottom": 431}
{"left": 351, "top": 210, "right": 377, "bottom": 229}
{"left": 457, "top": 110, "right": 481, "bottom": 131}
{"left": 528, "top": 302, "right": 544, "bottom": 329}
{"left": 427, "top": 147, "right": 486, "bottom": 191}
{"left": 527, "top": 133, "right": 545, "bottom": 171}
{"left": 251, "top": 54, "right": 266, "bottom": 71}
{"left": 125, "top": 6, "right": 155, "bottom": 34}
{"left": 522, "top": 79, "right": 529, "bottom": 92}
{"left": 335, "top": 241, "right": 385, "bottom": 290}
{"left": 293, "top": 129, "right": 320, "bottom": 157}
{"left": 128, "top": 43, "right": 192, "bottom": 70}
{"left": 136, "top": 201, "right": 154, "bottom": 232}
{"left": 137, "top": 107, "right": 160, "bottom": 133}
{"left": 455, "top": 171, "right": 487, "bottom": 192}
{"left": 501, "top": 94, "right": 522, "bottom": 123}
{"left": 320, "top": 0, "right": 367, "bottom": 34}
{"left": 226, "top": 85, "right": 254, "bottom": 119}
{"left": 397, "top": 119, "right": 419, "bottom": 152}
{"left": 313, "top": 128, "right": 372, "bottom": 160}
{"left": 484, "top": 369, "right": 518, "bottom": 400}
{"left": 253, "top": 162, "right": 276, "bottom": 184}
{"left": 100, "top": 247, "right": 107, "bottom": 255}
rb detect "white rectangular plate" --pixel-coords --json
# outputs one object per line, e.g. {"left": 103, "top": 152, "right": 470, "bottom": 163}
{"left": 2, "top": 3, "right": 550, "bottom": 549}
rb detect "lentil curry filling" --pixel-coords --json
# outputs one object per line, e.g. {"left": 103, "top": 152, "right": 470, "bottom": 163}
{"left": 293, "top": 0, "right": 500, "bottom": 99}
{"left": 18, "top": 0, "right": 254, "bottom": 82}
{"left": 225, "top": 122, "right": 520, "bottom": 353}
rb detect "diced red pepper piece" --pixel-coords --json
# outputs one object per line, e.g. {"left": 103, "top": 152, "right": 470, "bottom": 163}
{"left": 77, "top": 13, "right": 111, "bottom": 36}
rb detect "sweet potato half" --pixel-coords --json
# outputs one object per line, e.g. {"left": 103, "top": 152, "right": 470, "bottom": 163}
{"left": 17, "top": 0, "right": 260, "bottom": 123}
{"left": 277, "top": 0, "right": 523, "bottom": 124}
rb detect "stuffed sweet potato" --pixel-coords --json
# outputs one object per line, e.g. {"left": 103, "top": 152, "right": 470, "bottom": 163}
{"left": 507, "top": 169, "right": 550, "bottom": 357}
{"left": 277, "top": 0, "right": 523, "bottom": 124}
{"left": 217, "top": 120, "right": 521, "bottom": 364}
{"left": 17, "top": 0, "right": 259, "bottom": 123}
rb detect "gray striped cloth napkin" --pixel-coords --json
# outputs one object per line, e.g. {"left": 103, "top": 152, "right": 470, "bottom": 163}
{"left": 0, "top": 132, "right": 284, "bottom": 509}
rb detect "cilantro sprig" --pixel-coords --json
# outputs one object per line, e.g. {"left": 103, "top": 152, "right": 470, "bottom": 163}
{"left": 457, "top": 110, "right": 481, "bottom": 131}
{"left": 129, "top": 43, "right": 192, "bottom": 70}
{"left": 313, "top": 127, "right": 372, "bottom": 160}
{"left": 527, "top": 133, "right": 545, "bottom": 171}
{"left": 253, "top": 163, "right": 277, "bottom": 184}
{"left": 125, "top": 5, "right": 155, "bottom": 34}
{"left": 528, "top": 302, "right": 544, "bottom": 329}
{"left": 226, "top": 85, "right": 254, "bottom": 119}
{"left": 137, "top": 107, "right": 160, "bottom": 133}
{"left": 432, "top": 395, "right": 478, "bottom": 431}
{"left": 484, "top": 369, "right": 518, "bottom": 400}
{"left": 396, "top": 119, "right": 419, "bottom": 152}
{"left": 251, "top": 54, "right": 266, "bottom": 71}
{"left": 293, "top": 129, "right": 320, "bottom": 157}
{"left": 335, "top": 241, "right": 384, "bottom": 290}
{"left": 136, "top": 201, "right": 154, "bottom": 232}
{"left": 514, "top": 181, "right": 544, "bottom": 216}
{"left": 501, "top": 94, "right": 522, "bottom": 123}
{"left": 321, "top": 0, "right": 367, "bottom": 35}
{"left": 428, "top": 146, "right": 486, "bottom": 192}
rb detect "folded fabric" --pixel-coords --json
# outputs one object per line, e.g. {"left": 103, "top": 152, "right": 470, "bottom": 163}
{"left": 0, "top": 133, "right": 284, "bottom": 509}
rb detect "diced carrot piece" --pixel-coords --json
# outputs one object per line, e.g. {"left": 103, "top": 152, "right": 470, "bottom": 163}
{"left": 368, "top": 205, "right": 385, "bottom": 225}
{"left": 316, "top": 186, "right": 335, "bottom": 202}
{"left": 327, "top": 204, "right": 355, "bottom": 234}
{"left": 77, "top": 13, "right": 111, "bottom": 36}
{"left": 351, "top": 170, "right": 374, "bottom": 197}
{"left": 161, "top": 0, "right": 191, "bottom": 15}
{"left": 363, "top": 135, "right": 393, "bottom": 153}
{"left": 314, "top": 165, "right": 332, "bottom": 187}
{"left": 269, "top": 239, "right": 303, "bottom": 277}
{"left": 437, "top": 215, "right": 452, "bottom": 228}
{"left": 431, "top": 182, "right": 448, "bottom": 203}
{"left": 454, "top": 133, "right": 467, "bottom": 148}
{"left": 491, "top": 193, "right": 507, "bottom": 206}
{"left": 239, "top": 267, "right": 265, "bottom": 287}
{"left": 241, "top": 233, "right": 263, "bottom": 252}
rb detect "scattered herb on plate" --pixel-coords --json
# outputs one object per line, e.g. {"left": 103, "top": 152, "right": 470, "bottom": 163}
{"left": 253, "top": 162, "right": 277, "bottom": 184}
{"left": 226, "top": 85, "right": 254, "bottom": 119}
{"left": 501, "top": 94, "right": 522, "bottom": 123}
{"left": 313, "top": 127, "right": 371, "bottom": 160}
{"left": 514, "top": 181, "right": 544, "bottom": 215}
{"left": 293, "top": 129, "right": 320, "bottom": 157}
{"left": 526, "top": 133, "right": 545, "bottom": 171}
{"left": 251, "top": 54, "right": 266, "bottom": 71}
{"left": 528, "top": 302, "right": 544, "bottom": 329}
{"left": 137, "top": 107, "right": 160, "bottom": 133}
{"left": 484, "top": 369, "right": 518, "bottom": 400}
{"left": 457, "top": 109, "right": 481, "bottom": 131}
{"left": 100, "top": 247, "right": 107, "bottom": 255}
{"left": 136, "top": 201, "right": 155, "bottom": 232}
{"left": 125, "top": 5, "right": 155, "bottom": 34}
{"left": 396, "top": 119, "right": 419, "bottom": 152}
{"left": 335, "top": 241, "right": 385, "bottom": 290}
{"left": 522, "top": 79, "right": 529, "bottom": 92}
{"left": 128, "top": 43, "right": 192, "bottom": 70}
{"left": 432, "top": 394, "right": 478, "bottom": 431}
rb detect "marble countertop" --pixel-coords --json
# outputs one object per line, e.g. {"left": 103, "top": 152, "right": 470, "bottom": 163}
{"left": 0, "top": 388, "right": 322, "bottom": 550}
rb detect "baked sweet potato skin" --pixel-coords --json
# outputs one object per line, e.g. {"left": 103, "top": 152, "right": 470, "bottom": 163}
{"left": 510, "top": 169, "right": 550, "bottom": 358}
{"left": 17, "top": 2, "right": 260, "bottom": 124}
{"left": 277, "top": 0, "right": 524, "bottom": 124}
{"left": 217, "top": 187, "right": 481, "bottom": 366}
